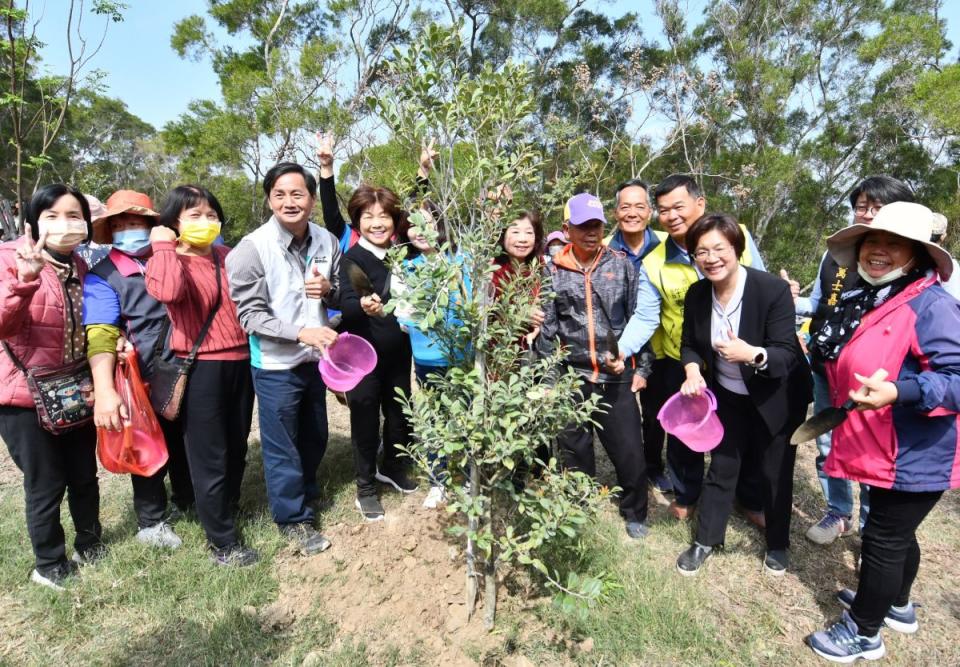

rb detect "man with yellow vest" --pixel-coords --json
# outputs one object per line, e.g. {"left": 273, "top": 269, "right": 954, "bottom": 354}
{"left": 604, "top": 179, "right": 672, "bottom": 494}
{"left": 618, "top": 174, "right": 766, "bottom": 521}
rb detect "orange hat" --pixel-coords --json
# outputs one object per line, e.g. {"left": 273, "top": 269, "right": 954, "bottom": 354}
{"left": 92, "top": 190, "right": 159, "bottom": 243}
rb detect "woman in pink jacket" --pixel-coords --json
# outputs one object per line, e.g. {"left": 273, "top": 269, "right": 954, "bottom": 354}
{"left": 807, "top": 202, "right": 960, "bottom": 663}
{"left": 0, "top": 184, "right": 102, "bottom": 591}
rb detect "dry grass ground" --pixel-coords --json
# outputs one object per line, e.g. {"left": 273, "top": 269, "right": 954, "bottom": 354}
{"left": 0, "top": 395, "right": 957, "bottom": 665}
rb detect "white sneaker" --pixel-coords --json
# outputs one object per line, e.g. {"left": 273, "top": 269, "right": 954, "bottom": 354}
{"left": 136, "top": 521, "right": 182, "bottom": 549}
{"left": 422, "top": 485, "right": 446, "bottom": 509}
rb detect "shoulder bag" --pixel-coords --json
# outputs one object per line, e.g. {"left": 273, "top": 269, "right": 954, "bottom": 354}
{"left": 1, "top": 342, "right": 95, "bottom": 434}
{"left": 148, "top": 252, "right": 222, "bottom": 421}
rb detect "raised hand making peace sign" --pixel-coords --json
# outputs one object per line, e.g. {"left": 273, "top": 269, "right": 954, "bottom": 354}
{"left": 14, "top": 223, "right": 48, "bottom": 283}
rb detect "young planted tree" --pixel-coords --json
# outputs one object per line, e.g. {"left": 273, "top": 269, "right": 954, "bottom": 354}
{"left": 369, "top": 23, "right": 613, "bottom": 630}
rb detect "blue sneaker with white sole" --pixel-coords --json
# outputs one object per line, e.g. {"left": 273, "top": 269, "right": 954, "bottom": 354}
{"left": 836, "top": 588, "right": 919, "bottom": 634}
{"left": 808, "top": 610, "right": 885, "bottom": 663}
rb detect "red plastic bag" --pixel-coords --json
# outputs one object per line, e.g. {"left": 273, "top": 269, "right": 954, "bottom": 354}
{"left": 97, "top": 352, "right": 169, "bottom": 476}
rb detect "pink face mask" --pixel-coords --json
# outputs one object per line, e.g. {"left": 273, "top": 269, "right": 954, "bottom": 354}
{"left": 39, "top": 218, "right": 87, "bottom": 252}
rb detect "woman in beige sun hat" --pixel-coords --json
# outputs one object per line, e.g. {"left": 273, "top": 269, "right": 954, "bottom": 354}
{"left": 807, "top": 201, "right": 960, "bottom": 662}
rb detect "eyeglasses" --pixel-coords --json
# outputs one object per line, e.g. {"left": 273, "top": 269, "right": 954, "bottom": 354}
{"left": 693, "top": 245, "right": 733, "bottom": 261}
{"left": 854, "top": 204, "right": 883, "bottom": 217}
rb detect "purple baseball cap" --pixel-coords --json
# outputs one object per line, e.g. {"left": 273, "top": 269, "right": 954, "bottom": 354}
{"left": 563, "top": 193, "right": 606, "bottom": 226}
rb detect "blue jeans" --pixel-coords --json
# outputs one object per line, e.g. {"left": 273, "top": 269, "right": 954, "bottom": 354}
{"left": 251, "top": 362, "right": 328, "bottom": 525}
{"left": 414, "top": 363, "right": 448, "bottom": 485}
{"left": 813, "top": 370, "right": 869, "bottom": 528}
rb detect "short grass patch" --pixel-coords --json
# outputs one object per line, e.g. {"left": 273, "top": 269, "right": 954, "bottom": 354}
{"left": 1, "top": 399, "right": 958, "bottom": 665}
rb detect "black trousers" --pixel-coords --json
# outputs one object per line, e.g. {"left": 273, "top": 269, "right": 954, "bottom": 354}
{"left": 557, "top": 379, "right": 648, "bottom": 523}
{"left": 695, "top": 384, "right": 796, "bottom": 550}
{"left": 346, "top": 350, "right": 412, "bottom": 496}
{"left": 660, "top": 358, "right": 763, "bottom": 510}
{"left": 129, "top": 413, "right": 194, "bottom": 528}
{"left": 639, "top": 357, "right": 673, "bottom": 476}
{"left": 180, "top": 359, "right": 254, "bottom": 548}
{"left": 851, "top": 487, "right": 942, "bottom": 636}
{"left": 0, "top": 406, "right": 101, "bottom": 569}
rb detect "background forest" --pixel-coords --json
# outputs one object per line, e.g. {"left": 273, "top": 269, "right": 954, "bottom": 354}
{"left": 4, "top": 0, "right": 960, "bottom": 284}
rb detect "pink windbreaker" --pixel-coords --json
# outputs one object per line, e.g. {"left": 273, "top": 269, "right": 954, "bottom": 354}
{"left": 0, "top": 241, "right": 85, "bottom": 408}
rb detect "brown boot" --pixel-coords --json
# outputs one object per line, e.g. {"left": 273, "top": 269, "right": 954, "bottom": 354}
{"left": 668, "top": 501, "right": 693, "bottom": 521}
{"left": 743, "top": 509, "right": 766, "bottom": 529}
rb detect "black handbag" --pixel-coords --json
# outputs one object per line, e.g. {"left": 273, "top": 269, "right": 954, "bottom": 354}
{"left": 148, "top": 252, "right": 222, "bottom": 421}
{"left": 2, "top": 342, "right": 95, "bottom": 434}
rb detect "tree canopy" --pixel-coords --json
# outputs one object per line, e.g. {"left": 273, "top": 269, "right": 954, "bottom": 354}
{"left": 4, "top": 0, "right": 960, "bottom": 277}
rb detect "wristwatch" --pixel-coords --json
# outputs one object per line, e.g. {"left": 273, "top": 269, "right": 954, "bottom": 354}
{"left": 750, "top": 348, "right": 768, "bottom": 369}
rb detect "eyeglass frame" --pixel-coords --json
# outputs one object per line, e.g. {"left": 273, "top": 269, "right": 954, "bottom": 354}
{"left": 693, "top": 245, "right": 735, "bottom": 261}
{"left": 853, "top": 204, "right": 883, "bottom": 217}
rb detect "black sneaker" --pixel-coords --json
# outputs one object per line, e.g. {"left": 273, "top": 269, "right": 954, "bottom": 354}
{"left": 31, "top": 561, "right": 79, "bottom": 591}
{"left": 72, "top": 542, "right": 109, "bottom": 566}
{"left": 375, "top": 468, "right": 419, "bottom": 494}
{"left": 676, "top": 543, "right": 714, "bottom": 576}
{"left": 279, "top": 523, "right": 332, "bottom": 555}
{"left": 763, "top": 549, "right": 789, "bottom": 576}
{"left": 165, "top": 503, "right": 194, "bottom": 524}
{"left": 210, "top": 543, "right": 260, "bottom": 567}
{"left": 355, "top": 495, "right": 385, "bottom": 522}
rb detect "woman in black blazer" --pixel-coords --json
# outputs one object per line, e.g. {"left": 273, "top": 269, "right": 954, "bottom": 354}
{"left": 675, "top": 214, "right": 812, "bottom": 577}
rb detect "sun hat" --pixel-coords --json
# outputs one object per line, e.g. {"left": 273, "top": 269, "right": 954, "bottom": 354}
{"left": 563, "top": 193, "right": 606, "bottom": 226}
{"left": 92, "top": 190, "right": 159, "bottom": 244}
{"left": 826, "top": 201, "right": 954, "bottom": 282}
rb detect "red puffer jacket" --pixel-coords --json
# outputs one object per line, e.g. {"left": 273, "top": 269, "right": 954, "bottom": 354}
{"left": 0, "top": 241, "right": 85, "bottom": 408}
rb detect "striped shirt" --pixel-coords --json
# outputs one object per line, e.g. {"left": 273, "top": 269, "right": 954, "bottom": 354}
{"left": 144, "top": 241, "right": 248, "bottom": 360}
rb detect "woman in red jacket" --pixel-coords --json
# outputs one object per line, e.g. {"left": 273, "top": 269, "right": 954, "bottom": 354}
{"left": 144, "top": 185, "right": 258, "bottom": 567}
{"left": 0, "top": 184, "right": 102, "bottom": 590}
{"left": 807, "top": 202, "right": 960, "bottom": 663}
{"left": 490, "top": 210, "right": 546, "bottom": 349}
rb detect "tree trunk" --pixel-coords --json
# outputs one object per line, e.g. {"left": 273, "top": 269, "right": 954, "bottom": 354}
{"left": 483, "top": 506, "right": 497, "bottom": 630}
{"left": 465, "top": 460, "right": 480, "bottom": 617}
{"left": 483, "top": 557, "right": 497, "bottom": 630}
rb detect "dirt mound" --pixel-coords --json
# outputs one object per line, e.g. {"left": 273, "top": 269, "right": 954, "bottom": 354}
{"left": 263, "top": 493, "right": 531, "bottom": 665}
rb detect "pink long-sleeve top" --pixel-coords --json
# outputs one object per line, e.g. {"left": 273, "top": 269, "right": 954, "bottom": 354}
{"left": 144, "top": 241, "right": 248, "bottom": 361}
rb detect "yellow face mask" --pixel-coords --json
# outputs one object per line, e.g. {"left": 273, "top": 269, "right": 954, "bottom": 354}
{"left": 178, "top": 219, "right": 221, "bottom": 248}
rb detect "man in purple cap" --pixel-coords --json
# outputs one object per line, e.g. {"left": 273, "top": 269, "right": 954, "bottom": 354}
{"left": 536, "top": 193, "right": 650, "bottom": 539}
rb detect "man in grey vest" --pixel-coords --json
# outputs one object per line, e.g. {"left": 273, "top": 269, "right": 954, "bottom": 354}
{"left": 227, "top": 162, "right": 340, "bottom": 555}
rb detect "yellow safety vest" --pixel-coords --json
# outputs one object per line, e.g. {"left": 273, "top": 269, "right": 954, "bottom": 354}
{"left": 642, "top": 224, "right": 754, "bottom": 360}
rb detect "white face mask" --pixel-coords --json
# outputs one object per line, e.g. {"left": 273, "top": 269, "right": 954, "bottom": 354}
{"left": 857, "top": 259, "right": 915, "bottom": 287}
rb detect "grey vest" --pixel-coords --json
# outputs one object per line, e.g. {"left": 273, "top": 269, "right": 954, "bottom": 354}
{"left": 90, "top": 253, "right": 174, "bottom": 375}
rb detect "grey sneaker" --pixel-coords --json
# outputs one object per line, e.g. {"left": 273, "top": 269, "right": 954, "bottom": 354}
{"left": 625, "top": 520, "right": 649, "bottom": 540}
{"left": 837, "top": 588, "right": 919, "bottom": 634}
{"left": 136, "top": 522, "right": 183, "bottom": 549}
{"left": 355, "top": 495, "right": 385, "bottom": 522}
{"left": 279, "top": 523, "right": 331, "bottom": 555}
{"left": 31, "top": 561, "right": 79, "bottom": 591}
{"left": 805, "top": 512, "right": 855, "bottom": 545}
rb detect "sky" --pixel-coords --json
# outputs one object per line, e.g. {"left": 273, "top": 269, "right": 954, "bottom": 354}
{"left": 34, "top": 0, "right": 960, "bottom": 131}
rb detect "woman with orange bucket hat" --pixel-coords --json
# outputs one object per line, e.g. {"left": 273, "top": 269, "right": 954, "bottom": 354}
{"left": 83, "top": 189, "right": 194, "bottom": 550}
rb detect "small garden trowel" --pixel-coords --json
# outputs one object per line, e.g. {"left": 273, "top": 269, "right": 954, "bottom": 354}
{"left": 346, "top": 261, "right": 375, "bottom": 297}
{"left": 790, "top": 368, "right": 889, "bottom": 445}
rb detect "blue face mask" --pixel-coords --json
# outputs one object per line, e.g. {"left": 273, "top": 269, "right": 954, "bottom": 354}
{"left": 112, "top": 228, "right": 151, "bottom": 256}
